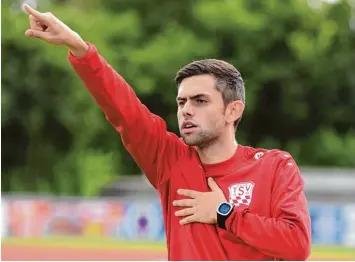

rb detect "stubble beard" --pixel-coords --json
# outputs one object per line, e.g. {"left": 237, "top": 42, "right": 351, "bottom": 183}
{"left": 181, "top": 129, "right": 218, "bottom": 148}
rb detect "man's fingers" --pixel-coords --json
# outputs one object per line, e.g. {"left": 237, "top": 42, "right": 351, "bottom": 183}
{"left": 177, "top": 189, "right": 201, "bottom": 198}
{"left": 23, "top": 4, "right": 45, "bottom": 19}
{"left": 29, "top": 15, "right": 44, "bottom": 31}
{"left": 175, "top": 208, "right": 195, "bottom": 217}
{"left": 25, "top": 29, "right": 49, "bottom": 40}
{"left": 173, "top": 199, "right": 196, "bottom": 207}
{"left": 180, "top": 214, "right": 198, "bottom": 225}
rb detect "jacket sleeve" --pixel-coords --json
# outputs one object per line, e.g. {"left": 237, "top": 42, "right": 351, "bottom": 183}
{"left": 225, "top": 156, "right": 312, "bottom": 261}
{"left": 68, "top": 43, "right": 185, "bottom": 189}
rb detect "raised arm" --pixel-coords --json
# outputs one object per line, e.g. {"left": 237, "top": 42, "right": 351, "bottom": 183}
{"left": 68, "top": 44, "right": 185, "bottom": 188}
{"left": 22, "top": 4, "right": 186, "bottom": 188}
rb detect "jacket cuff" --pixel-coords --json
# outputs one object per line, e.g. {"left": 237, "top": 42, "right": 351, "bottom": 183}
{"left": 67, "top": 42, "right": 103, "bottom": 72}
{"left": 68, "top": 42, "right": 97, "bottom": 63}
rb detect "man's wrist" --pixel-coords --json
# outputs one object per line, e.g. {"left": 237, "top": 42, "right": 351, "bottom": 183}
{"left": 216, "top": 202, "right": 234, "bottom": 230}
{"left": 66, "top": 34, "right": 89, "bottom": 58}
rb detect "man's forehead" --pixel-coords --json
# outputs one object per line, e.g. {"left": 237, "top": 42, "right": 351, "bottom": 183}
{"left": 177, "top": 86, "right": 211, "bottom": 99}
{"left": 177, "top": 83, "right": 216, "bottom": 97}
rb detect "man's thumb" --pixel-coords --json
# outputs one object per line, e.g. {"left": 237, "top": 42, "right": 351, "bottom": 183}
{"left": 207, "top": 177, "right": 220, "bottom": 192}
{"left": 25, "top": 29, "right": 47, "bottom": 40}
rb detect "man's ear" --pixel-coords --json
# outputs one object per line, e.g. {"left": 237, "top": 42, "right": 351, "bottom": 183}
{"left": 225, "top": 100, "right": 244, "bottom": 125}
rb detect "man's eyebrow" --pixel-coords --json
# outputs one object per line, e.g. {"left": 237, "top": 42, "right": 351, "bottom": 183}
{"left": 176, "top": 96, "right": 186, "bottom": 102}
{"left": 176, "top": 94, "right": 209, "bottom": 101}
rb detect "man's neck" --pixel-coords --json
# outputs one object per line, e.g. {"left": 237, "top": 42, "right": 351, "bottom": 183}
{"left": 196, "top": 137, "right": 238, "bottom": 165}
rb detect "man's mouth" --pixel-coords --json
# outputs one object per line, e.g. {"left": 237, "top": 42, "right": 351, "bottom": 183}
{"left": 182, "top": 121, "right": 198, "bottom": 134}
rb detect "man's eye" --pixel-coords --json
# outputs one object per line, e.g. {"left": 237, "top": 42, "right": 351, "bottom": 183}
{"left": 197, "top": 99, "right": 206, "bottom": 104}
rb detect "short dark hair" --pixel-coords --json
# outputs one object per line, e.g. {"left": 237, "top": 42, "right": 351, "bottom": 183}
{"left": 174, "top": 59, "right": 245, "bottom": 129}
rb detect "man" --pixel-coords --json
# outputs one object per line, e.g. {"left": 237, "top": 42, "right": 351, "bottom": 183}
{"left": 23, "top": 4, "right": 312, "bottom": 261}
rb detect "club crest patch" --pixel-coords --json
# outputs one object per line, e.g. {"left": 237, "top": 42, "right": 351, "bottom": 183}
{"left": 228, "top": 182, "right": 255, "bottom": 207}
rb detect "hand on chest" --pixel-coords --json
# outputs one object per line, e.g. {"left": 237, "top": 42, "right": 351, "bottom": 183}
{"left": 172, "top": 177, "right": 227, "bottom": 225}
{"left": 170, "top": 159, "right": 272, "bottom": 224}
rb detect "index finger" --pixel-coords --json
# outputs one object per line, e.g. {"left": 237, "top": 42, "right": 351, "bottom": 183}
{"left": 177, "top": 189, "right": 201, "bottom": 198}
{"left": 23, "top": 4, "right": 45, "bottom": 19}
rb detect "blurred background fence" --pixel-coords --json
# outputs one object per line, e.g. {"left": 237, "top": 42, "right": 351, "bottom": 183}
{"left": 2, "top": 0, "right": 355, "bottom": 260}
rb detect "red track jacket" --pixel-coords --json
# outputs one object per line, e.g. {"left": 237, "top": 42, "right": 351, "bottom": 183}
{"left": 68, "top": 43, "right": 312, "bottom": 261}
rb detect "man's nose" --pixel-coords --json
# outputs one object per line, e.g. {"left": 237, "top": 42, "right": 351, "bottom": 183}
{"left": 182, "top": 101, "right": 194, "bottom": 117}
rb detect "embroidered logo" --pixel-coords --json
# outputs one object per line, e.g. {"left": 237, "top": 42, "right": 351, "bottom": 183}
{"left": 228, "top": 182, "right": 255, "bottom": 207}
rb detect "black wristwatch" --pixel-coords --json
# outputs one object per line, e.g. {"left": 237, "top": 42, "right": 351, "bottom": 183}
{"left": 216, "top": 202, "right": 234, "bottom": 230}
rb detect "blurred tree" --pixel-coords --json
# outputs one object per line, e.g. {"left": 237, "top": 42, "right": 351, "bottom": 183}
{"left": 2, "top": 0, "right": 354, "bottom": 195}
{"left": 100, "top": 0, "right": 355, "bottom": 167}
{"left": 1, "top": 3, "right": 134, "bottom": 194}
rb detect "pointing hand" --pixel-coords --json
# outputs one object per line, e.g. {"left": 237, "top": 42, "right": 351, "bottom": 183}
{"left": 23, "top": 4, "right": 88, "bottom": 57}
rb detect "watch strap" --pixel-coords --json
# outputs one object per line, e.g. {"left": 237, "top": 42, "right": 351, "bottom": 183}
{"left": 217, "top": 204, "right": 234, "bottom": 230}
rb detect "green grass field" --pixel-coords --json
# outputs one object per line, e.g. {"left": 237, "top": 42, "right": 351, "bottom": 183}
{"left": 2, "top": 237, "right": 355, "bottom": 260}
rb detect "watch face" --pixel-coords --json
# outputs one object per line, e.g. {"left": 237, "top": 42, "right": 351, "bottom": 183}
{"left": 218, "top": 203, "right": 232, "bottom": 215}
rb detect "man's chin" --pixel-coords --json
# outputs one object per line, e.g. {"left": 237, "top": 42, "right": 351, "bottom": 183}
{"left": 181, "top": 132, "right": 218, "bottom": 148}
{"left": 183, "top": 140, "right": 197, "bottom": 146}
{"left": 182, "top": 135, "right": 200, "bottom": 146}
